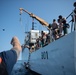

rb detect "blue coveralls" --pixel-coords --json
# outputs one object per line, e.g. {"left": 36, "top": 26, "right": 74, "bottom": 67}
{"left": 0, "top": 50, "right": 17, "bottom": 75}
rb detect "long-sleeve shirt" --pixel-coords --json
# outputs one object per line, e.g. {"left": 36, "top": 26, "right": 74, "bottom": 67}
{"left": 0, "top": 50, "right": 17, "bottom": 75}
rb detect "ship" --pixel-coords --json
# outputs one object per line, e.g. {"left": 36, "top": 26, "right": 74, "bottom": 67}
{"left": 11, "top": 2, "right": 76, "bottom": 75}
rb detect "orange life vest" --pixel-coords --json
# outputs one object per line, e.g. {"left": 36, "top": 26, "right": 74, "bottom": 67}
{"left": 0, "top": 57, "right": 2, "bottom": 64}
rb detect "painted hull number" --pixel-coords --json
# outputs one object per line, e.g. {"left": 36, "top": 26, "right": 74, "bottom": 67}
{"left": 41, "top": 51, "right": 48, "bottom": 59}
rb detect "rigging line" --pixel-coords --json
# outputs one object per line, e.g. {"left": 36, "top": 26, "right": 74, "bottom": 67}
{"left": 25, "top": 50, "right": 31, "bottom": 69}
{"left": 28, "top": 51, "right": 31, "bottom": 64}
{"left": 25, "top": 15, "right": 29, "bottom": 33}
{"left": 19, "top": 15, "right": 25, "bottom": 34}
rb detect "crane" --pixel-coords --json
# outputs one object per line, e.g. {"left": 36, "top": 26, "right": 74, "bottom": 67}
{"left": 19, "top": 8, "right": 52, "bottom": 47}
{"left": 19, "top": 8, "right": 50, "bottom": 29}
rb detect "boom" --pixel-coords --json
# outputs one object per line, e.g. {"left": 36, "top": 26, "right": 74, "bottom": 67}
{"left": 19, "top": 8, "right": 49, "bottom": 27}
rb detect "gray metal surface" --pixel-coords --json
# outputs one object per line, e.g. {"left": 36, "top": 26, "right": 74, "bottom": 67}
{"left": 28, "top": 31, "right": 76, "bottom": 75}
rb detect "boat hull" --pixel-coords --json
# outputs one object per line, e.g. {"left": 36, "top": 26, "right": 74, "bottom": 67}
{"left": 26, "top": 31, "right": 76, "bottom": 75}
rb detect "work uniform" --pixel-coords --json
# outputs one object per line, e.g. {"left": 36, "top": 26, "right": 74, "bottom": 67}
{"left": 52, "top": 22, "right": 58, "bottom": 40}
{"left": 0, "top": 50, "right": 17, "bottom": 75}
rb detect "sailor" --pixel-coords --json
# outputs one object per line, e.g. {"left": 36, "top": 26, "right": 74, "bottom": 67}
{"left": 62, "top": 18, "right": 70, "bottom": 35}
{"left": 41, "top": 31, "right": 44, "bottom": 47}
{"left": 48, "top": 24, "right": 53, "bottom": 42}
{"left": 57, "top": 15, "right": 63, "bottom": 36}
{"left": 46, "top": 33, "right": 51, "bottom": 44}
{"left": 51, "top": 19, "right": 59, "bottom": 40}
{"left": 0, "top": 36, "right": 22, "bottom": 75}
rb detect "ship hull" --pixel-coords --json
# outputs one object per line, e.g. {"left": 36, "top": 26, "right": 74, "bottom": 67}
{"left": 24, "top": 31, "right": 76, "bottom": 75}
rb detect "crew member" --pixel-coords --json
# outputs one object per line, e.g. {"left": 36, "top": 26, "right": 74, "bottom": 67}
{"left": 0, "top": 36, "right": 22, "bottom": 75}
{"left": 62, "top": 18, "right": 70, "bottom": 35}
{"left": 57, "top": 15, "right": 63, "bottom": 36}
{"left": 52, "top": 19, "right": 59, "bottom": 40}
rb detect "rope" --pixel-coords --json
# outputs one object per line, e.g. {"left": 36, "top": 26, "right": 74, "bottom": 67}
{"left": 19, "top": 15, "right": 25, "bottom": 34}
{"left": 28, "top": 51, "right": 31, "bottom": 64}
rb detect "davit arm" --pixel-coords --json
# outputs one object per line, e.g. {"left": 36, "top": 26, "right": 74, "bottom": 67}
{"left": 19, "top": 8, "right": 49, "bottom": 27}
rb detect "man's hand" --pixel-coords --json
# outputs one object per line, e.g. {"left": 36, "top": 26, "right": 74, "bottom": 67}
{"left": 11, "top": 36, "right": 22, "bottom": 58}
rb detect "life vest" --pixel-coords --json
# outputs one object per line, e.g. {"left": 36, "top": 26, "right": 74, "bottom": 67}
{"left": 0, "top": 55, "right": 8, "bottom": 75}
{"left": 0, "top": 57, "right": 2, "bottom": 64}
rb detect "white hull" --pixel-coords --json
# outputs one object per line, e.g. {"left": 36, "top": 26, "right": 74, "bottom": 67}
{"left": 22, "top": 31, "right": 76, "bottom": 75}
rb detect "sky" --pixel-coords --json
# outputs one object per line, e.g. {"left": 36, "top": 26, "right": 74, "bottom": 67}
{"left": 0, "top": 0, "right": 76, "bottom": 52}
